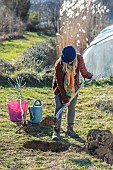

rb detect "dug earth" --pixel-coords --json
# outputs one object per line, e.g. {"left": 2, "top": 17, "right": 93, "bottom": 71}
{"left": 85, "top": 129, "right": 113, "bottom": 164}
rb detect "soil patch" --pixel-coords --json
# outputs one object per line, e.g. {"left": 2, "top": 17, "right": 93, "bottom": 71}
{"left": 85, "top": 129, "right": 113, "bottom": 164}
{"left": 40, "top": 115, "right": 58, "bottom": 127}
{"left": 23, "top": 140, "right": 69, "bottom": 152}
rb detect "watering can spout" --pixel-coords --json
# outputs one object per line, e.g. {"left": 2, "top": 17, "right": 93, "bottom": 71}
{"left": 29, "top": 99, "right": 42, "bottom": 124}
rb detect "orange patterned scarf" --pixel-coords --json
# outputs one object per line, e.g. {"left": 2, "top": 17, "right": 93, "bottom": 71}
{"left": 64, "top": 64, "right": 75, "bottom": 98}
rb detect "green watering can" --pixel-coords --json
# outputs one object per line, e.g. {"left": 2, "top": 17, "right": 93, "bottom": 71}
{"left": 29, "top": 99, "right": 42, "bottom": 124}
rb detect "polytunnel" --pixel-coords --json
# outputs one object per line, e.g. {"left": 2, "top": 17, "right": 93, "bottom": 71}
{"left": 83, "top": 25, "right": 113, "bottom": 78}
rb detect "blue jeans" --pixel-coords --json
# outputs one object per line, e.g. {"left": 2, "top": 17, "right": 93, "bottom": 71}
{"left": 54, "top": 85, "right": 78, "bottom": 126}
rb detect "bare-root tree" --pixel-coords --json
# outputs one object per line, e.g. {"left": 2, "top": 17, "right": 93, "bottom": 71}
{"left": 56, "top": 0, "right": 112, "bottom": 57}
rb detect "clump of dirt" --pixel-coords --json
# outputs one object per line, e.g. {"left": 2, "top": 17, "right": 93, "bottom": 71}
{"left": 85, "top": 129, "right": 113, "bottom": 164}
{"left": 23, "top": 140, "right": 69, "bottom": 152}
{"left": 40, "top": 115, "right": 58, "bottom": 127}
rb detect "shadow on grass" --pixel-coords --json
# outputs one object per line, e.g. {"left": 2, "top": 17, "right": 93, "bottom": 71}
{"left": 23, "top": 123, "right": 53, "bottom": 138}
{"left": 69, "top": 158, "right": 92, "bottom": 166}
{"left": 22, "top": 123, "right": 71, "bottom": 152}
{"left": 0, "top": 74, "right": 52, "bottom": 87}
{"left": 1, "top": 73, "right": 113, "bottom": 88}
{"left": 73, "top": 136, "right": 86, "bottom": 143}
{"left": 62, "top": 128, "right": 86, "bottom": 144}
{"left": 22, "top": 123, "right": 86, "bottom": 153}
{"left": 23, "top": 123, "right": 86, "bottom": 144}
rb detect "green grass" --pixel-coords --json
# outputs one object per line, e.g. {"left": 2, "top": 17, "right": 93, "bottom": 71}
{"left": 0, "top": 32, "right": 113, "bottom": 169}
{"left": 0, "top": 32, "right": 49, "bottom": 61}
{"left": 0, "top": 84, "right": 113, "bottom": 169}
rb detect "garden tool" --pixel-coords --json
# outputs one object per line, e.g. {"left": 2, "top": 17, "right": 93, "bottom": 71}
{"left": 15, "top": 78, "right": 92, "bottom": 132}
{"left": 40, "top": 78, "right": 92, "bottom": 127}
{"left": 55, "top": 78, "right": 92, "bottom": 121}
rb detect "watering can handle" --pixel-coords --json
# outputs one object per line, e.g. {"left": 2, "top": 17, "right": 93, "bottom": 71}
{"left": 29, "top": 107, "right": 34, "bottom": 121}
{"left": 33, "top": 99, "right": 42, "bottom": 107}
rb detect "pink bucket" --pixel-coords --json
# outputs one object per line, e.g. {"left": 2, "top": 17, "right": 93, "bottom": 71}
{"left": 7, "top": 100, "right": 28, "bottom": 122}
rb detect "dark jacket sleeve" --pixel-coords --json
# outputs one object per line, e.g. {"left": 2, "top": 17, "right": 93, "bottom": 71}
{"left": 55, "top": 62, "right": 69, "bottom": 104}
{"left": 78, "top": 54, "right": 93, "bottom": 79}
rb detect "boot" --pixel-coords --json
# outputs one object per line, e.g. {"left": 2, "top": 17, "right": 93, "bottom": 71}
{"left": 52, "top": 126, "right": 60, "bottom": 141}
{"left": 66, "top": 124, "right": 79, "bottom": 138}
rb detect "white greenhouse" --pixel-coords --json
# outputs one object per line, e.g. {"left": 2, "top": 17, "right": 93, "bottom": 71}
{"left": 83, "top": 25, "right": 113, "bottom": 78}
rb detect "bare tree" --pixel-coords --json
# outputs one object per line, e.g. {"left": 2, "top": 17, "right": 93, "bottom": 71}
{"left": 30, "top": 0, "right": 63, "bottom": 32}
{"left": 0, "top": 0, "right": 30, "bottom": 35}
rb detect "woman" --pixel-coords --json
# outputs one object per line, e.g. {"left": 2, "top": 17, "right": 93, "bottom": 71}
{"left": 52, "top": 46, "right": 93, "bottom": 140}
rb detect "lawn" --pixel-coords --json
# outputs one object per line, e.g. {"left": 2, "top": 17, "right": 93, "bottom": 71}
{"left": 0, "top": 32, "right": 49, "bottom": 61}
{"left": 0, "top": 83, "right": 113, "bottom": 170}
{"left": 0, "top": 32, "right": 113, "bottom": 169}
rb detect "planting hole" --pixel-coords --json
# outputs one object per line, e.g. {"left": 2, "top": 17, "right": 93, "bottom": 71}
{"left": 23, "top": 140, "right": 69, "bottom": 152}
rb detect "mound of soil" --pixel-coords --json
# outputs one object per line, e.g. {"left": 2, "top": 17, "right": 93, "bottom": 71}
{"left": 40, "top": 115, "right": 58, "bottom": 127}
{"left": 85, "top": 129, "right": 113, "bottom": 164}
{"left": 23, "top": 140, "right": 69, "bottom": 152}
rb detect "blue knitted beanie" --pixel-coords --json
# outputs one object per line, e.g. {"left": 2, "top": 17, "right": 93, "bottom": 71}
{"left": 61, "top": 46, "right": 76, "bottom": 63}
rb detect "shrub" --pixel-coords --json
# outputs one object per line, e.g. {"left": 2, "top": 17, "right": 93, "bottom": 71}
{"left": 0, "top": 59, "right": 14, "bottom": 74}
{"left": 17, "top": 38, "right": 57, "bottom": 72}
